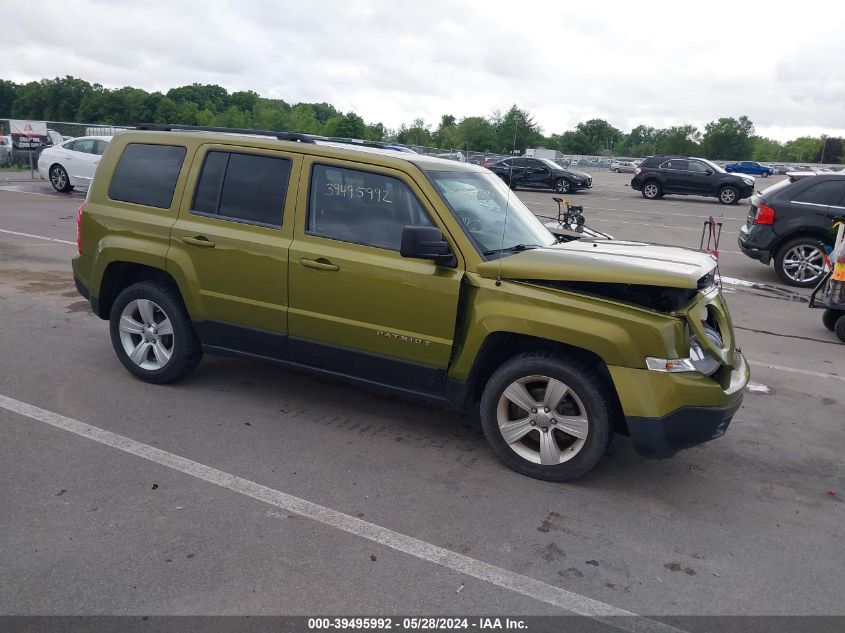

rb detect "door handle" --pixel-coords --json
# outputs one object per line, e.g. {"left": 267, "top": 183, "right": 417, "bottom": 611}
{"left": 182, "top": 236, "right": 216, "bottom": 248}
{"left": 300, "top": 258, "right": 340, "bottom": 271}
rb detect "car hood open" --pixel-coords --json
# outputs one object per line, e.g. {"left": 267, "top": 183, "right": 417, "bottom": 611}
{"left": 476, "top": 240, "right": 717, "bottom": 289}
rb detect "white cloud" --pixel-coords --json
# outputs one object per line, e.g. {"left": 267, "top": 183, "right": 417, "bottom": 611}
{"left": 1, "top": 0, "right": 844, "bottom": 141}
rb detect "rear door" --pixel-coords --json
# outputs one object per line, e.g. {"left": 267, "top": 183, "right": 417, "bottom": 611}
{"left": 784, "top": 179, "right": 845, "bottom": 235}
{"left": 287, "top": 158, "right": 464, "bottom": 392}
{"left": 167, "top": 144, "right": 302, "bottom": 358}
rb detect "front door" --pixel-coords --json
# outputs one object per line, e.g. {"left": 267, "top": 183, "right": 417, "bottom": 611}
{"left": 167, "top": 144, "right": 301, "bottom": 358}
{"left": 64, "top": 138, "right": 100, "bottom": 185}
{"left": 524, "top": 159, "right": 551, "bottom": 188}
{"left": 288, "top": 158, "right": 463, "bottom": 392}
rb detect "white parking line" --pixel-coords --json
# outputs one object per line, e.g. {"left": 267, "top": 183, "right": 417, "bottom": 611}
{"left": 525, "top": 200, "right": 745, "bottom": 223}
{"left": 0, "top": 228, "right": 75, "bottom": 245}
{"left": 748, "top": 362, "right": 845, "bottom": 382}
{"left": 0, "top": 393, "right": 684, "bottom": 633}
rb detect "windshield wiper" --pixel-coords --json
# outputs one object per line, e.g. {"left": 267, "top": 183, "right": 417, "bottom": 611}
{"left": 483, "top": 244, "right": 541, "bottom": 256}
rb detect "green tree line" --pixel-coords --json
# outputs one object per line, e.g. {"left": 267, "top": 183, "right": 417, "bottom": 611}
{"left": 1, "top": 76, "right": 842, "bottom": 163}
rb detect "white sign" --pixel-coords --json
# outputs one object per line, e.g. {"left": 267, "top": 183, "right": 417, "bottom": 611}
{"left": 9, "top": 119, "right": 48, "bottom": 149}
{"left": 10, "top": 119, "right": 47, "bottom": 136}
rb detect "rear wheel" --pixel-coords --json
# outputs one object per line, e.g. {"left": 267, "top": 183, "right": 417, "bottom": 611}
{"left": 479, "top": 352, "right": 612, "bottom": 481}
{"left": 719, "top": 186, "right": 739, "bottom": 205}
{"left": 774, "top": 237, "right": 828, "bottom": 287}
{"left": 762, "top": 172, "right": 769, "bottom": 178}
{"left": 641, "top": 181, "right": 662, "bottom": 200}
{"left": 49, "top": 164, "right": 73, "bottom": 192}
{"left": 109, "top": 281, "right": 202, "bottom": 384}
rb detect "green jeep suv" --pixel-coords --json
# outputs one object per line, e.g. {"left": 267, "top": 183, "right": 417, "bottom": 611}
{"left": 72, "top": 124, "right": 748, "bottom": 481}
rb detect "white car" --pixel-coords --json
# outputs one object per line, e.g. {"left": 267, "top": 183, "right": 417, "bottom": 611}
{"left": 38, "top": 135, "right": 111, "bottom": 192}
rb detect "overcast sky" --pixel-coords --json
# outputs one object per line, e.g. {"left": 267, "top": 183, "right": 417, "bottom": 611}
{"left": 3, "top": 0, "right": 843, "bottom": 141}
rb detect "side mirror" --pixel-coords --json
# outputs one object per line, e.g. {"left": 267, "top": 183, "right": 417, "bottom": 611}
{"left": 705, "top": 169, "right": 713, "bottom": 176}
{"left": 400, "top": 226, "right": 456, "bottom": 267}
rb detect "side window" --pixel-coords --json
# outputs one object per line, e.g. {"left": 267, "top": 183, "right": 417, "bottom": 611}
{"left": 93, "top": 140, "right": 109, "bottom": 156}
{"left": 108, "top": 143, "right": 187, "bottom": 209}
{"left": 71, "top": 139, "right": 95, "bottom": 154}
{"left": 661, "top": 159, "right": 688, "bottom": 170}
{"left": 308, "top": 164, "right": 432, "bottom": 251}
{"left": 688, "top": 161, "right": 709, "bottom": 173}
{"left": 498, "top": 158, "right": 513, "bottom": 167}
{"left": 191, "top": 151, "right": 291, "bottom": 228}
{"left": 792, "top": 180, "right": 845, "bottom": 206}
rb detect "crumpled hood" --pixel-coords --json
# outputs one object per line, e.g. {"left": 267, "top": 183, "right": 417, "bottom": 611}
{"left": 476, "top": 240, "right": 717, "bottom": 289}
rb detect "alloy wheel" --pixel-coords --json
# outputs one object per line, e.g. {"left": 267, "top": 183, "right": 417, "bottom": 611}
{"left": 118, "top": 298, "right": 175, "bottom": 370}
{"left": 643, "top": 183, "right": 659, "bottom": 198}
{"left": 496, "top": 375, "right": 589, "bottom": 465}
{"left": 720, "top": 188, "right": 737, "bottom": 204}
{"left": 555, "top": 179, "right": 570, "bottom": 193}
{"left": 50, "top": 166, "right": 67, "bottom": 190}
{"left": 782, "top": 244, "right": 825, "bottom": 284}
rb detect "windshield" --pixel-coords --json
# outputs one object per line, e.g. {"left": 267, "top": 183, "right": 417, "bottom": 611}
{"left": 699, "top": 158, "right": 725, "bottom": 174}
{"left": 429, "top": 171, "right": 557, "bottom": 258}
{"left": 539, "top": 158, "right": 565, "bottom": 171}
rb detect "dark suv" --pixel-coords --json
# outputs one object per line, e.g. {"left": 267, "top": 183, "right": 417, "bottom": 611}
{"left": 489, "top": 157, "right": 592, "bottom": 194}
{"left": 738, "top": 174, "right": 845, "bottom": 287}
{"left": 631, "top": 156, "right": 755, "bottom": 205}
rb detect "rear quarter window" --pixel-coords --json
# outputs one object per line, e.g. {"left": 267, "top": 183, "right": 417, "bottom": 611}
{"left": 108, "top": 143, "right": 187, "bottom": 209}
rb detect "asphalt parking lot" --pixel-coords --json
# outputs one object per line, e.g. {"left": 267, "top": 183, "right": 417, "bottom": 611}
{"left": 0, "top": 171, "right": 842, "bottom": 621}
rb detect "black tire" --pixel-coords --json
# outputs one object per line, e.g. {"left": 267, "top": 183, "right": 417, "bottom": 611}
{"left": 554, "top": 178, "right": 570, "bottom": 194}
{"left": 773, "top": 237, "right": 828, "bottom": 287}
{"left": 761, "top": 172, "right": 769, "bottom": 178}
{"left": 49, "top": 164, "right": 74, "bottom": 193}
{"left": 641, "top": 180, "right": 662, "bottom": 200}
{"left": 823, "top": 309, "right": 844, "bottom": 332}
{"left": 718, "top": 186, "right": 739, "bottom": 205}
{"left": 835, "top": 315, "right": 845, "bottom": 343}
{"left": 613, "top": 168, "right": 620, "bottom": 173}
{"left": 479, "top": 351, "right": 613, "bottom": 481}
{"left": 109, "top": 281, "right": 202, "bottom": 384}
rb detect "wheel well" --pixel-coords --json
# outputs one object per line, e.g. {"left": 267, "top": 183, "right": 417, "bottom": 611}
{"left": 467, "top": 332, "right": 627, "bottom": 433}
{"left": 96, "top": 262, "right": 179, "bottom": 319}
{"left": 774, "top": 231, "right": 833, "bottom": 257}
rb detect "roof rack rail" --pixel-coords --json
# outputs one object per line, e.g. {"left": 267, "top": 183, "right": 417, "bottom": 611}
{"left": 136, "top": 123, "right": 317, "bottom": 143}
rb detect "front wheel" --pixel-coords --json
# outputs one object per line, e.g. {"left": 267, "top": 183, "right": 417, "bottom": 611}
{"left": 49, "top": 164, "right": 74, "bottom": 192}
{"left": 479, "top": 352, "right": 612, "bottom": 481}
{"left": 823, "top": 309, "right": 844, "bottom": 332}
{"left": 719, "top": 186, "right": 739, "bottom": 205}
{"left": 554, "top": 178, "right": 570, "bottom": 194}
{"left": 109, "top": 281, "right": 202, "bottom": 384}
{"left": 761, "top": 172, "right": 769, "bottom": 178}
{"left": 836, "top": 315, "right": 845, "bottom": 343}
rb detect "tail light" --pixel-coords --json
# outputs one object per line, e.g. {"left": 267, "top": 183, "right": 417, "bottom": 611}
{"left": 753, "top": 203, "right": 775, "bottom": 225}
{"left": 76, "top": 202, "right": 85, "bottom": 254}
{"left": 634, "top": 167, "right": 642, "bottom": 175}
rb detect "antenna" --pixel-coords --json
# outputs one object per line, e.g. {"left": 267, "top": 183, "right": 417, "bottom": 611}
{"left": 496, "top": 117, "right": 519, "bottom": 287}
